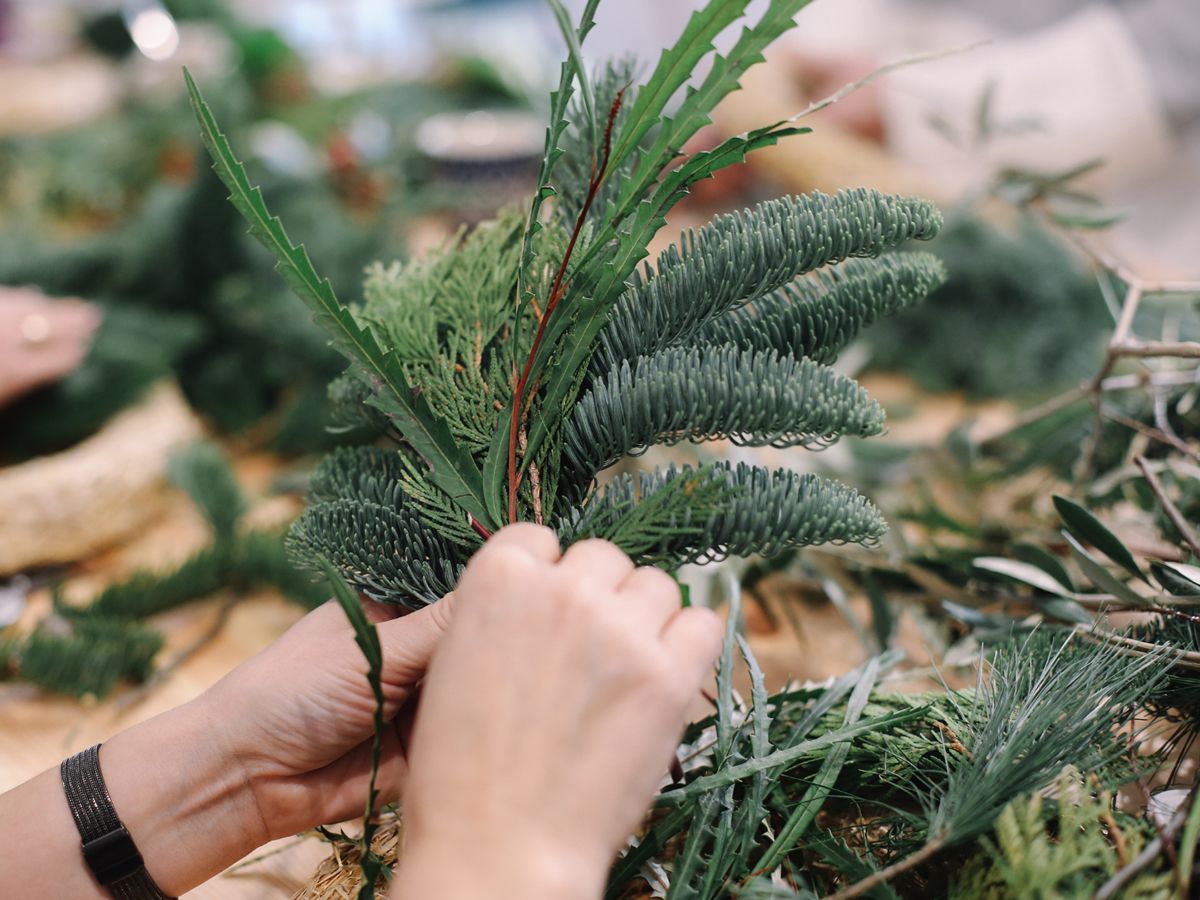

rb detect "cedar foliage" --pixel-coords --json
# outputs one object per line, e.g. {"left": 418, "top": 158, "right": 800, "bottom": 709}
{"left": 187, "top": 0, "right": 945, "bottom": 608}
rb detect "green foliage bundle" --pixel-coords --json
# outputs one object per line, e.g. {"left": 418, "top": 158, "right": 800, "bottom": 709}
{"left": 179, "top": 3, "right": 1200, "bottom": 897}
{"left": 188, "top": 0, "right": 946, "bottom": 610}
{"left": 0, "top": 443, "right": 325, "bottom": 698}
{"left": 602, "top": 601, "right": 1168, "bottom": 898}
{"left": 949, "top": 769, "right": 1172, "bottom": 900}
{"left": 866, "top": 213, "right": 1110, "bottom": 399}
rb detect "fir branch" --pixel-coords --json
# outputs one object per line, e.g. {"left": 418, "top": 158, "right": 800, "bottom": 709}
{"left": 168, "top": 440, "right": 247, "bottom": 543}
{"left": 562, "top": 463, "right": 887, "bottom": 569}
{"left": 310, "top": 445, "right": 412, "bottom": 508}
{"left": 522, "top": 119, "right": 811, "bottom": 466}
{"left": 692, "top": 253, "right": 947, "bottom": 366}
{"left": 287, "top": 499, "right": 464, "bottom": 609}
{"left": 590, "top": 191, "right": 943, "bottom": 375}
{"left": 564, "top": 346, "right": 884, "bottom": 483}
{"left": 15, "top": 617, "right": 164, "bottom": 699}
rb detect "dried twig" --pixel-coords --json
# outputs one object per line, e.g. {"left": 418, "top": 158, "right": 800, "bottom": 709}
{"left": 1136, "top": 455, "right": 1200, "bottom": 558}
{"left": 1094, "top": 788, "right": 1193, "bottom": 900}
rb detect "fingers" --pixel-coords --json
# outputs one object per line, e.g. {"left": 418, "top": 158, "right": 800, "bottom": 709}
{"left": 661, "top": 607, "right": 723, "bottom": 687}
{"left": 559, "top": 538, "right": 635, "bottom": 589}
{"left": 614, "top": 566, "right": 681, "bottom": 633}
{"left": 484, "top": 523, "right": 562, "bottom": 563}
{"left": 377, "top": 592, "right": 457, "bottom": 685}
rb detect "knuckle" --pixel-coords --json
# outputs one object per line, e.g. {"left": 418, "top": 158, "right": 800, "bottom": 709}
{"left": 567, "top": 538, "right": 630, "bottom": 566}
{"left": 469, "top": 544, "right": 535, "bottom": 584}
{"left": 688, "top": 605, "right": 723, "bottom": 634}
{"left": 635, "top": 567, "right": 681, "bottom": 601}
{"left": 497, "top": 522, "right": 558, "bottom": 547}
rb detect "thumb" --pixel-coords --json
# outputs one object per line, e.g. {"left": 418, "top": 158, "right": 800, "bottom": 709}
{"left": 376, "top": 591, "right": 457, "bottom": 686}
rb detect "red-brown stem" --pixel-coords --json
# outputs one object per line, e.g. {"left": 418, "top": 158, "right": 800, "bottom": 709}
{"left": 469, "top": 515, "right": 493, "bottom": 540}
{"left": 506, "top": 89, "right": 625, "bottom": 523}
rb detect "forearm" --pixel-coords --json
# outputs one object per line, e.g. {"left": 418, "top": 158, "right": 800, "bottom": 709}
{"left": 0, "top": 695, "right": 268, "bottom": 897}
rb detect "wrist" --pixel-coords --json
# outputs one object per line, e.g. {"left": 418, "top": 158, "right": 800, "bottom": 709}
{"left": 100, "top": 695, "right": 269, "bottom": 895}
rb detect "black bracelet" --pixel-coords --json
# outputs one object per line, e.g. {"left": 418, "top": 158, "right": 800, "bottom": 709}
{"left": 60, "top": 745, "right": 175, "bottom": 900}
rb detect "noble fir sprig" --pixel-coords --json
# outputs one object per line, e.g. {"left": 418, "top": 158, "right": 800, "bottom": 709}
{"left": 186, "top": 0, "right": 945, "bottom": 610}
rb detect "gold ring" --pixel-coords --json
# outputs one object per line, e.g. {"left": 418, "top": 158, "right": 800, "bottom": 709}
{"left": 20, "top": 313, "right": 51, "bottom": 346}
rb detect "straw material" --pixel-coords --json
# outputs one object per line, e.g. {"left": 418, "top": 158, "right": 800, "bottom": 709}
{"left": 294, "top": 813, "right": 404, "bottom": 900}
{"left": 0, "top": 381, "right": 202, "bottom": 575}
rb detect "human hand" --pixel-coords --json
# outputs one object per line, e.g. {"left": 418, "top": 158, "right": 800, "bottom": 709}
{"left": 198, "top": 595, "right": 457, "bottom": 840}
{"left": 0, "top": 287, "right": 100, "bottom": 407}
{"left": 394, "top": 524, "right": 723, "bottom": 900}
{"left": 0, "top": 593, "right": 454, "bottom": 899}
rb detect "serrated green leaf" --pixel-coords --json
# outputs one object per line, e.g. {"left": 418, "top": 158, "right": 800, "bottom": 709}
{"left": 609, "top": 0, "right": 752, "bottom": 169}
{"left": 547, "top": 0, "right": 596, "bottom": 153}
{"left": 525, "top": 122, "right": 808, "bottom": 466}
{"left": 322, "top": 563, "right": 386, "bottom": 899}
{"left": 184, "top": 69, "right": 493, "bottom": 530}
{"left": 615, "top": 0, "right": 814, "bottom": 216}
{"left": 1053, "top": 495, "right": 1146, "bottom": 583}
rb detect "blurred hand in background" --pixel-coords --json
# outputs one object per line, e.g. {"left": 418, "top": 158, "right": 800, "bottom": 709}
{"left": 0, "top": 288, "right": 99, "bottom": 408}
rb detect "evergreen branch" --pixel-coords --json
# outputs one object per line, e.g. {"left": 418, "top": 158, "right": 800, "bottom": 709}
{"left": 287, "top": 499, "right": 464, "bottom": 609}
{"left": 184, "top": 70, "right": 493, "bottom": 529}
{"left": 524, "top": 120, "right": 808, "bottom": 466}
{"left": 590, "top": 190, "right": 944, "bottom": 375}
{"left": 310, "top": 445, "right": 411, "bottom": 508}
{"left": 692, "top": 253, "right": 947, "bottom": 365}
{"left": 87, "top": 544, "right": 230, "bottom": 620}
{"left": 168, "top": 441, "right": 246, "bottom": 543}
{"left": 563, "top": 463, "right": 888, "bottom": 568}
{"left": 508, "top": 88, "right": 624, "bottom": 523}
{"left": 564, "top": 346, "right": 885, "bottom": 482}
{"left": 14, "top": 617, "right": 164, "bottom": 699}
{"left": 923, "top": 633, "right": 1168, "bottom": 848}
